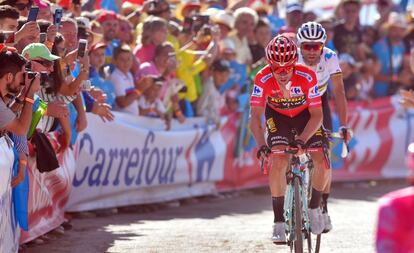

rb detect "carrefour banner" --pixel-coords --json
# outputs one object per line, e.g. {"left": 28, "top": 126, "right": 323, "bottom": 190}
{"left": 66, "top": 114, "right": 227, "bottom": 212}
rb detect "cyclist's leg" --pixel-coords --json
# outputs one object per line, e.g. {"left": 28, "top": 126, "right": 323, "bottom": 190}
{"left": 296, "top": 109, "right": 329, "bottom": 234}
{"left": 265, "top": 107, "right": 292, "bottom": 222}
{"left": 321, "top": 93, "right": 333, "bottom": 216}
{"left": 264, "top": 107, "right": 292, "bottom": 242}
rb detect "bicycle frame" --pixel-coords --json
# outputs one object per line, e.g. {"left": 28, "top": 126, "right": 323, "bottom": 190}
{"left": 272, "top": 147, "right": 320, "bottom": 251}
{"left": 284, "top": 153, "right": 312, "bottom": 244}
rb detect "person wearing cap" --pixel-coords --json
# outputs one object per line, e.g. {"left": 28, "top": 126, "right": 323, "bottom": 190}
{"left": 338, "top": 53, "right": 360, "bottom": 100}
{"left": 97, "top": 10, "right": 120, "bottom": 64}
{"left": 89, "top": 42, "right": 116, "bottom": 107}
{"left": 228, "top": 7, "right": 258, "bottom": 65}
{"left": 249, "top": 18, "right": 271, "bottom": 65}
{"left": 278, "top": 3, "right": 304, "bottom": 34}
{"left": 333, "top": 0, "right": 364, "bottom": 61}
{"left": 196, "top": 59, "right": 230, "bottom": 128}
{"left": 212, "top": 10, "right": 235, "bottom": 40}
{"left": 218, "top": 38, "right": 247, "bottom": 94}
{"left": 372, "top": 12, "right": 409, "bottom": 97}
{"left": 21, "top": 43, "right": 75, "bottom": 149}
{"left": 180, "top": 0, "right": 201, "bottom": 19}
{"left": 76, "top": 17, "right": 104, "bottom": 51}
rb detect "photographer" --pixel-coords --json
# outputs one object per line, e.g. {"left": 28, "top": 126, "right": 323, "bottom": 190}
{"left": 0, "top": 49, "right": 40, "bottom": 189}
{"left": 22, "top": 42, "right": 73, "bottom": 150}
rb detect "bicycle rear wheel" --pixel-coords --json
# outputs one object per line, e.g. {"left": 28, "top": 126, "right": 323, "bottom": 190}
{"left": 293, "top": 177, "right": 303, "bottom": 253}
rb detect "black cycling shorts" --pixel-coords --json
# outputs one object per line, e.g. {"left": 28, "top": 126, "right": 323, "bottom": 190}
{"left": 321, "top": 92, "right": 333, "bottom": 132}
{"left": 264, "top": 105, "right": 327, "bottom": 149}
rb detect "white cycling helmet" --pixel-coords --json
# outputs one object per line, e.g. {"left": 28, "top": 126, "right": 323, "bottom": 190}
{"left": 297, "top": 22, "right": 327, "bottom": 45}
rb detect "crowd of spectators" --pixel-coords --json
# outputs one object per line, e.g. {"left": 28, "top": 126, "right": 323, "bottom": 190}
{"left": 1, "top": 0, "right": 414, "bottom": 248}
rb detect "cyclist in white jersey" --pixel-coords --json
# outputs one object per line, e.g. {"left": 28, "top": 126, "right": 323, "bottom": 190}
{"left": 296, "top": 22, "right": 350, "bottom": 232}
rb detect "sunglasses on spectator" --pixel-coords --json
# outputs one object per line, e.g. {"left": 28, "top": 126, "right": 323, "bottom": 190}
{"left": 271, "top": 64, "right": 295, "bottom": 74}
{"left": 33, "top": 59, "right": 54, "bottom": 68}
{"left": 15, "top": 2, "right": 32, "bottom": 11}
{"left": 301, "top": 43, "right": 323, "bottom": 51}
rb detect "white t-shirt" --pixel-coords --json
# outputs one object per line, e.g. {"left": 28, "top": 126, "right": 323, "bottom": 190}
{"left": 138, "top": 96, "right": 166, "bottom": 117}
{"left": 297, "top": 47, "right": 342, "bottom": 95}
{"left": 109, "top": 68, "right": 139, "bottom": 115}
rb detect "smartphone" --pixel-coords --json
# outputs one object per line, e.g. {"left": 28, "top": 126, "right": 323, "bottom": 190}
{"left": 0, "top": 31, "right": 15, "bottom": 44}
{"left": 77, "top": 39, "right": 88, "bottom": 58}
{"left": 27, "top": 6, "right": 39, "bottom": 22}
{"left": 54, "top": 8, "right": 63, "bottom": 32}
{"left": 39, "top": 33, "right": 47, "bottom": 43}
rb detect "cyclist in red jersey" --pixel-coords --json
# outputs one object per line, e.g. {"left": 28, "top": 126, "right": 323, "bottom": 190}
{"left": 249, "top": 35, "right": 330, "bottom": 243}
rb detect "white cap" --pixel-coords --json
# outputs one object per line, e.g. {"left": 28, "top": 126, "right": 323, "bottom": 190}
{"left": 213, "top": 10, "right": 235, "bottom": 29}
{"left": 386, "top": 12, "right": 407, "bottom": 28}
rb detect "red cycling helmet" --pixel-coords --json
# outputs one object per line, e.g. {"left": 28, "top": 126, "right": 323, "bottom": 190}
{"left": 265, "top": 35, "right": 298, "bottom": 67}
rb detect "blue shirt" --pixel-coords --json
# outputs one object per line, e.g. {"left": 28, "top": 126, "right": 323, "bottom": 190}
{"left": 219, "top": 60, "right": 248, "bottom": 94}
{"left": 372, "top": 38, "right": 406, "bottom": 97}
{"left": 89, "top": 67, "right": 116, "bottom": 107}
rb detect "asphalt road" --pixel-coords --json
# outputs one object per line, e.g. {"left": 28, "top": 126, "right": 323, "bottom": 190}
{"left": 22, "top": 180, "right": 408, "bottom": 253}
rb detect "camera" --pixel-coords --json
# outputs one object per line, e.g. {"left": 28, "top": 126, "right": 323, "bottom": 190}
{"left": 40, "top": 71, "right": 48, "bottom": 86}
{"left": 25, "top": 71, "right": 36, "bottom": 80}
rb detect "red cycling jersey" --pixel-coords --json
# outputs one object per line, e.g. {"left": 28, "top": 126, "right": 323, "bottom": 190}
{"left": 250, "top": 64, "right": 322, "bottom": 118}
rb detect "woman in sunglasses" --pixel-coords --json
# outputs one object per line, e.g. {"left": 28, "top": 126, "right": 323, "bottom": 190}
{"left": 297, "top": 21, "right": 350, "bottom": 234}
{"left": 249, "top": 35, "right": 329, "bottom": 243}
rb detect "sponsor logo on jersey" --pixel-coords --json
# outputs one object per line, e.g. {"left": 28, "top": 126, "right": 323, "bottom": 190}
{"left": 295, "top": 70, "right": 313, "bottom": 82}
{"left": 290, "top": 87, "right": 304, "bottom": 96}
{"left": 266, "top": 118, "right": 277, "bottom": 133}
{"left": 260, "top": 73, "right": 272, "bottom": 83}
{"left": 309, "top": 85, "right": 322, "bottom": 98}
{"left": 267, "top": 95, "right": 306, "bottom": 108}
{"left": 325, "top": 52, "right": 334, "bottom": 60}
{"left": 252, "top": 85, "right": 263, "bottom": 97}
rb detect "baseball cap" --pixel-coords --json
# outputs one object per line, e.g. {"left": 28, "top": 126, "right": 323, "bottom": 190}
{"left": 22, "top": 43, "right": 60, "bottom": 61}
{"left": 213, "top": 10, "right": 235, "bottom": 29}
{"left": 286, "top": 3, "right": 303, "bottom": 13}
{"left": 339, "top": 53, "right": 362, "bottom": 68}
{"left": 386, "top": 12, "right": 407, "bottom": 29}
{"left": 212, "top": 59, "right": 231, "bottom": 72}
{"left": 89, "top": 42, "right": 107, "bottom": 53}
{"left": 97, "top": 10, "right": 118, "bottom": 23}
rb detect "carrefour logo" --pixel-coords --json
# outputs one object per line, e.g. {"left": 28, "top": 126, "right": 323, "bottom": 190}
{"left": 252, "top": 85, "right": 263, "bottom": 97}
{"left": 290, "top": 87, "right": 303, "bottom": 96}
{"left": 308, "top": 85, "right": 322, "bottom": 98}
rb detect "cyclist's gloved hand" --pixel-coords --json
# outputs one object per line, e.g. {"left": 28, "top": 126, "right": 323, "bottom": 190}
{"left": 256, "top": 144, "right": 271, "bottom": 160}
{"left": 291, "top": 139, "right": 306, "bottom": 153}
{"left": 339, "top": 126, "right": 353, "bottom": 143}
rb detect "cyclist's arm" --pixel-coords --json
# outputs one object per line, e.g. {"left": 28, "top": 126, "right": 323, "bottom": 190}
{"left": 249, "top": 106, "right": 267, "bottom": 148}
{"left": 331, "top": 73, "right": 348, "bottom": 126}
{"left": 298, "top": 105, "right": 323, "bottom": 143}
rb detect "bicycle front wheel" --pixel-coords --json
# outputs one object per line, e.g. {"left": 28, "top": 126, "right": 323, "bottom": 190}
{"left": 293, "top": 177, "right": 303, "bottom": 253}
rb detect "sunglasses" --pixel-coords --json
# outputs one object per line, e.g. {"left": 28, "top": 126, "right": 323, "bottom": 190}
{"left": 301, "top": 43, "right": 323, "bottom": 51}
{"left": 271, "top": 64, "right": 295, "bottom": 74}
{"left": 14, "top": 2, "right": 32, "bottom": 11}
{"left": 33, "top": 59, "right": 54, "bottom": 68}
